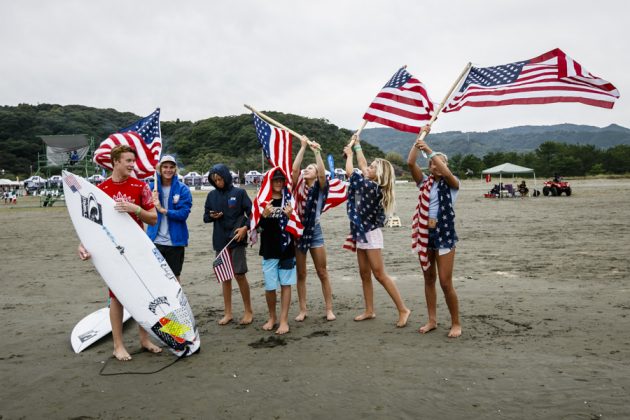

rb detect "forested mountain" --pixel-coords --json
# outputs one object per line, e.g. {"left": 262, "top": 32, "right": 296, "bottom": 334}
{"left": 0, "top": 104, "right": 380, "bottom": 177}
{"left": 360, "top": 124, "right": 630, "bottom": 158}
{"left": 1, "top": 103, "right": 629, "bottom": 179}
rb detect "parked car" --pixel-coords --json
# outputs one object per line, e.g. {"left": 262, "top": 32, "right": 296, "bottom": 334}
{"left": 87, "top": 174, "right": 106, "bottom": 185}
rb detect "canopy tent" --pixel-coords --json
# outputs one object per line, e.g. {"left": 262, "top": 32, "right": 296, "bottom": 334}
{"left": 39, "top": 134, "right": 90, "bottom": 166}
{"left": 481, "top": 163, "right": 537, "bottom": 196}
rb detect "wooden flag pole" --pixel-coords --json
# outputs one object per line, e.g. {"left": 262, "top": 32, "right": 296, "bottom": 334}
{"left": 347, "top": 119, "right": 368, "bottom": 148}
{"left": 416, "top": 62, "right": 473, "bottom": 143}
{"left": 244, "top": 104, "right": 321, "bottom": 151}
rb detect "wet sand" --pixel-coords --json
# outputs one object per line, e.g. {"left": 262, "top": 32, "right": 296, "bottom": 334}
{"left": 1, "top": 178, "right": 629, "bottom": 419}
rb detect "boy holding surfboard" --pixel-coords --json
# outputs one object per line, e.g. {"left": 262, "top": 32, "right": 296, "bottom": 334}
{"left": 77, "top": 144, "right": 162, "bottom": 361}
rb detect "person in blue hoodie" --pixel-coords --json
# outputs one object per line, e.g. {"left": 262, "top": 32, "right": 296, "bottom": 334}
{"left": 148, "top": 155, "right": 192, "bottom": 283}
{"left": 204, "top": 164, "right": 254, "bottom": 326}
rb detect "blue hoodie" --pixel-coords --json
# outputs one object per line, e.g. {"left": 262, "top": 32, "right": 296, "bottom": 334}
{"left": 147, "top": 175, "right": 192, "bottom": 246}
{"left": 204, "top": 164, "right": 252, "bottom": 251}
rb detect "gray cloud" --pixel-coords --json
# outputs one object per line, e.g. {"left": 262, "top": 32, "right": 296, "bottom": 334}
{"left": 1, "top": 0, "right": 627, "bottom": 133}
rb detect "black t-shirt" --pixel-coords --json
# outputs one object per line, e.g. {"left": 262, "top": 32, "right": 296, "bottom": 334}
{"left": 258, "top": 198, "right": 295, "bottom": 260}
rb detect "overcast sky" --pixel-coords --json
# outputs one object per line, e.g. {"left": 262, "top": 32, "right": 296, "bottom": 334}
{"left": 1, "top": 0, "right": 628, "bottom": 133}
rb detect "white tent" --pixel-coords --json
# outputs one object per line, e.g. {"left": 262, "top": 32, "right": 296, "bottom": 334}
{"left": 481, "top": 163, "right": 536, "bottom": 196}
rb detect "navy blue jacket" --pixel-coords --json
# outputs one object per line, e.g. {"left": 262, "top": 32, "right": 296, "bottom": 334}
{"left": 147, "top": 175, "right": 192, "bottom": 246}
{"left": 203, "top": 164, "right": 252, "bottom": 251}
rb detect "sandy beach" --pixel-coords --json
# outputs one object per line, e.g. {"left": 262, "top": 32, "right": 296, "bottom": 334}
{"left": 1, "top": 178, "right": 629, "bottom": 419}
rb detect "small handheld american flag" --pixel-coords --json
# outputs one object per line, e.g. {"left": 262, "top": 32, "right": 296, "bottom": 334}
{"left": 213, "top": 244, "right": 235, "bottom": 283}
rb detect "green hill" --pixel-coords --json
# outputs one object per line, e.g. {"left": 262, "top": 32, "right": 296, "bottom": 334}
{"left": 0, "top": 104, "right": 381, "bottom": 177}
{"left": 360, "top": 123, "right": 630, "bottom": 158}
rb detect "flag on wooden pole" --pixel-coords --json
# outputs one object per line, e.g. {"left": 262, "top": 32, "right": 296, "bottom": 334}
{"left": 444, "top": 48, "right": 620, "bottom": 112}
{"left": 363, "top": 66, "right": 435, "bottom": 134}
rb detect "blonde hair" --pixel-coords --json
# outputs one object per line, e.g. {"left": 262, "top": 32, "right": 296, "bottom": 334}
{"left": 371, "top": 158, "right": 396, "bottom": 215}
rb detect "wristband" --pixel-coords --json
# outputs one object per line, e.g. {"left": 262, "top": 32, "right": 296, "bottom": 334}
{"left": 134, "top": 206, "right": 141, "bottom": 216}
{"left": 352, "top": 145, "right": 362, "bottom": 152}
{"left": 313, "top": 149, "right": 321, "bottom": 155}
{"left": 427, "top": 152, "right": 437, "bottom": 160}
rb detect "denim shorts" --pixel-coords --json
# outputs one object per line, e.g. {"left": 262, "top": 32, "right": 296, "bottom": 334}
{"left": 262, "top": 258, "right": 296, "bottom": 291}
{"left": 427, "top": 228, "right": 454, "bottom": 256}
{"left": 310, "top": 223, "right": 325, "bottom": 248}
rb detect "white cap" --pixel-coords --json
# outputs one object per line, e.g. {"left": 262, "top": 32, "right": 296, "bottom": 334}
{"left": 159, "top": 155, "right": 177, "bottom": 165}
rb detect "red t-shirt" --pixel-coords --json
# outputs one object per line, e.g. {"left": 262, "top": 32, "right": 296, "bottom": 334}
{"left": 98, "top": 176, "right": 154, "bottom": 227}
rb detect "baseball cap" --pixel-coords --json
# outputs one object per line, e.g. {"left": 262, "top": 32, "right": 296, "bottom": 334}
{"left": 159, "top": 155, "right": 177, "bottom": 165}
{"left": 271, "top": 171, "right": 286, "bottom": 181}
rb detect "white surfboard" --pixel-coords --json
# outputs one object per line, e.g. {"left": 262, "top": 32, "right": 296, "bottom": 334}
{"left": 71, "top": 307, "right": 131, "bottom": 353}
{"left": 62, "top": 171, "right": 200, "bottom": 357}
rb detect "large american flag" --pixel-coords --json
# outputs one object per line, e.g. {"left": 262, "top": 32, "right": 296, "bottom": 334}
{"left": 363, "top": 66, "right": 435, "bottom": 134}
{"left": 444, "top": 48, "right": 620, "bottom": 112}
{"left": 212, "top": 245, "right": 235, "bottom": 283}
{"left": 94, "top": 108, "right": 162, "bottom": 178}
{"left": 249, "top": 167, "right": 303, "bottom": 250}
{"left": 253, "top": 114, "right": 293, "bottom": 188}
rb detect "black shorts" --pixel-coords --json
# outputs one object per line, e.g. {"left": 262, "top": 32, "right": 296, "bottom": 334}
{"left": 155, "top": 244, "right": 186, "bottom": 276}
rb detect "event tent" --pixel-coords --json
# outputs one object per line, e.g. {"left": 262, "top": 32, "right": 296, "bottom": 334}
{"left": 481, "top": 163, "right": 537, "bottom": 195}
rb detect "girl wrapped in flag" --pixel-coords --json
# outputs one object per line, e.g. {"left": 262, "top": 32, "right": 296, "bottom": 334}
{"left": 408, "top": 125, "right": 462, "bottom": 338}
{"left": 343, "top": 134, "right": 411, "bottom": 328}
{"left": 292, "top": 136, "right": 347, "bottom": 322}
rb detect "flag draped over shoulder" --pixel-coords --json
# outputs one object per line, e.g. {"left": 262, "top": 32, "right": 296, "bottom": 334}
{"left": 444, "top": 48, "right": 620, "bottom": 112}
{"left": 294, "top": 174, "right": 347, "bottom": 252}
{"left": 411, "top": 175, "right": 434, "bottom": 271}
{"left": 249, "top": 167, "right": 303, "bottom": 249}
{"left": 295, "top": 175, "right": 347, "bottom": 216}
{"left": 213, "top": 245, "right": 235, "bottom": 283}
{"left": 252, "top": 114, "right": 293, "bottom": 188}
{"left": 363, "top": 66, "right": 435, "bottom": 134}
{"left": 94, "top": 108, "right": 162, "bottom": 178}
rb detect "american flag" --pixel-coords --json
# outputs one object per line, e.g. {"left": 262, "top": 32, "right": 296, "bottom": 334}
{"left": 444, "top": 48, "right": 620, "bottom": 112}
{"left": 94, "top": 108, "right": 162, "bottom": 178}
{"left": 249, "top": 167, "right": 303, "bottom": 250}
{"left": 295, "top": 175, "right": 347, "bottom": 216}
{"left": 294, "top": 173, "right": 347, "bottom": 252}
{"left": 252, "top": 114, "right": 293, "bottom": 189}
{"left": 63, "top": 172, "right": 82, "bottom": 193}
{"left": 213, "top": 245, "right": 235, "bottom": 283}
{"left": 363, "top": 66, "right": 435, "bottom": 134}
{"left": 411, "top": 176, "right": 434, "bottom": 271}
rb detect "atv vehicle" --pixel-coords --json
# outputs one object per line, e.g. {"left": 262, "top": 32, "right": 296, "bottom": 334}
{"left": 542, "top": 179, "right": 571, "bottom": 196}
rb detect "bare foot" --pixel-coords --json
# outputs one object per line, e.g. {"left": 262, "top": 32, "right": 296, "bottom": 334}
{"left": 239, "top": 312, "right": 253, "bottom": 325}
{"left": 218, "top": 315, "right": 233, "bottom": 325}
{"left": 354, "top": 312, "right": 376, "bottom": 321}
{"left": 396, "top": 308, "right": 412, "bottom": 328}
{"left": 113, "top": 346, "right": 132, "bottom": 361}
{"left": 275, "top": 322, "right": 290, "bottom": 335}
{"left": 418, "top": 321, "right": 437, "bottom": 334}
{"left": 448, "top": 324, "right": 462, "bottom": 338}
{"left": 295, "top": 311, "right": 307, "bottom": 322}
{"left": 262, "top": 319, "right": 276, "bottom": 331}
{"left": 326, "top": 310, "right": 337, "bottom": 321}
{"left": 141, "top": 341, "right": 162, "bottom": 354}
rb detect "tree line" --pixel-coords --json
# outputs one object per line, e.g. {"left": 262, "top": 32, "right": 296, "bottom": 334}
{"left": 1, "top": 104, "right": 629, "bottom": 179}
